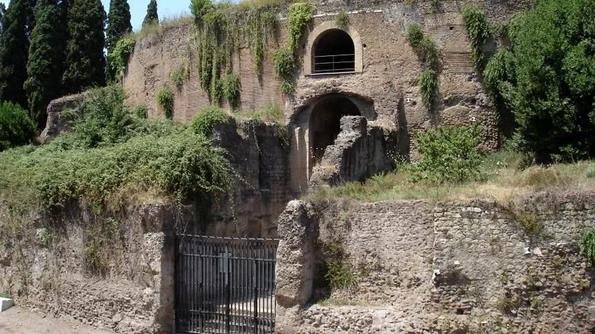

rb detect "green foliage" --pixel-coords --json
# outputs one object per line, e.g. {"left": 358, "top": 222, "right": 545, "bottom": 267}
{"left": 483, "top": 49, "right": 514, "bottom": 107}
{"left": 0, "top": 0, "right": 35, "bottom": 108}
{"left": 406, "top": 24, "right": 440, "bottom": 111}
{"left": 190, "top": 0, "right": 214, "bottom": 23}
{"left": 413, "top": 125, "right": 484, "bottom": 184}
{"left": 107, "top": 37, "right": 136, "bottom": 82}
{"left": 273, "top": 47, "right": 296, "bottom": 95}
{"left": 157, "top": 87, "right": 174, "bottom": 119}
{"left": 492, "top": 0, "right": 595, "bottom": 162}
{"left": 287, "top": 2, "right": 313, "bottom": 50}
{"left": 191, "top": 106, "right": 230, "bottom": 137}
{"left": 585, "top": 165, "right": 595, "bottom": 179}
{"left": 322, "top": 239, "right": 356, "bottom": 290}
{"left": 496, "top": 293, "right": 521, "bottom": 314}
{"left": 142, "top": 0, "right": 158, "bottom": 27}
{"left": 222, "top": 73, "right": 241, "bottom": 109}
{"left": 462, "top": 4, "right": 490, "bottom": 71}
{"left": 24, "top": 0, "right": 63, "bottom": 128}
{"left": 170, "top": 63, "right": 190, "bottom": 87}
{"left": 133, "top": 105, "right": 148, "bottom": 119}
{"left": 235, "top": 103, "right": 284, "bottom": 124}
{"left": 62, "top": 0, "right": 107, "bottom": 94}
{"left": 106, "top": 0, "right": 132, "bottom": 54}
{"left": 419, "top": 69, "right": 438, "bottom": 110}
{"left": 335, "top": 10, "right": 349, "bottom": 29}
{"left": 515, "top": 211, "right": 543, "bottom": 237}
{"left": 430, "top": 0, "right": 440, "bottom": 13}
{"left": 0, "top": 101, "right": 36, "bottom": 151}
{"left": 581, "top": 228, "right": 595, "bottom": 267}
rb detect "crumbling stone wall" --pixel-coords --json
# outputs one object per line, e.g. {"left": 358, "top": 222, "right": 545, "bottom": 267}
{"left": 276, "top": 192, "right": 595, "bottom": 333}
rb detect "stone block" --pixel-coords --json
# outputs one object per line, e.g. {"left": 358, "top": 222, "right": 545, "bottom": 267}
{"left": 0, "top": 297, "right": 14, "bottom": 312}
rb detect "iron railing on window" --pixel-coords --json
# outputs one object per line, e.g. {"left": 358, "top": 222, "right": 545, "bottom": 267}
{"left": 175, "top": 235, "right": 279, "bottom": 334}
{"left": 313, "top": 53, "right": 356, "bottom": 74}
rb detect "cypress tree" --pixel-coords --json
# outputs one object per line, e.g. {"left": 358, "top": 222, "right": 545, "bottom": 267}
{"left": 62, "top": 0, "right": 106, "bottom": 94}
{"left": 0, "top": 0, "right": 35, "bottom": 108}
{"left": 106, "top": 0, "right": 131, "bottom": 81}
{"left": 24, "top": 0, "right": 61, "bottom": 128}
{"left": 106, "top": 0, "right": 131, "bottom": 53}
{"left": 0, "top": 3, "right": 6, "bottom": 34}
{"left": 142, "top": 0, "right": 158, "bottom": 27}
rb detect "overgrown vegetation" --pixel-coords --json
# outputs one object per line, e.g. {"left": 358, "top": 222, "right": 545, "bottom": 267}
{"left": 335, "top": 10, "right": 349, "bottom": 29}
{"left": 157, "top": 87, "right": 174, "bottom": 119}
{"left": 322, "top": 238, "right": 356, "bottom": 291}
{"left": 191, "top": 105, "right": 231, "bottom": 137}
{"left": 222, "top": 73, "right": 241, "bottom": 109}
{"left": 170, "top": 63, "right": 190, "bottom": 87}
{"left": 133, "top": 105, "right": 148, "bottom": 119}
{"left": 462, "top": 4, "right": 490, "bottom": 71}
{"left": 0, "top": 101, "right": 36, "bottom": 151}
{"left": 581, "top": 229, "right": 595, "bottom": 267}
{"left": 273, "top": 47, "right": 297, "bottom": 95}
{"left": 413, "top": 125, "right": 484, "bottom": 184}
{"left": 234, "top": 103, "right": 284, "bottom": 124}
{"left": 107, "top": 37, "right": 136, "bottom": 81}
{"left": 406, "top": 23, "right": 440, "bottom": 111}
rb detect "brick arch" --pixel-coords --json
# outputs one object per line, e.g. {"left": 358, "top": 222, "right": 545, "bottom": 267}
{"left": 304, "top": 21, "right": 363, "bottom": 75}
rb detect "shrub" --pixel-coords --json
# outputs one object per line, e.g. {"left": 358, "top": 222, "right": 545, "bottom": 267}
{"left": 585, "top": 165, "right": 595, "bottom": 178}
{"left": 0, "top": 101, "right": 36, "bottom": 151}
{"left": 406, "top": 24, "right": 424, "bottom": 49}
{"left": 170, "top": 64, "right": 190, "bottom": 87}
{"left": 190, "top": 0, "right": 213, "bottom": 22}
{"left": 322, "top": 240, "right": 356, "bottom": 290}
{"left": 222, "top": 73, "right": 241, "bottom": 109}
{"left": 133, "top": 105, "right": 148, "bottom": 119}
{"left": 419, "top": 69, "right": 438, "bottom": 110}
{"left": 191, "top": 106, "right": 230, "bottom": 137}
{"left": 157, "top": 87, "right": 174, "bottom": 119}
{"left": 107, "top": 37, "right": 136, "bottom": 81}
{"left": 413, "top": 125, "right": 484, "bottom": 184}
{"left": 273, "top": 47, "right": 296, "bottom": 95}
{"left": 581, "top": 228, "right": 595, "bottom": 267}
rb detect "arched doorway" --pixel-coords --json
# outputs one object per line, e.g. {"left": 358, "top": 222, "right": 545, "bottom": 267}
{"left": 313, "top": 29, "right": 356, "bottom": 74}
{"left": 309, "top": 95, "right": 360, "bottom": 167}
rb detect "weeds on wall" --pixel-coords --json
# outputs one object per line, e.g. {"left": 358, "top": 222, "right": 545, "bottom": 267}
{"left": 273, "top": 47, "right": 297, "bottom": 95}
{"left": 322, "top": 238, "right": 356, "bottom": 291}
{"left": 157, "top": 87, "right": 174, "bottom": 119}
{"left": 581, "top": 229, "right": 595, "bottom": 267}
{"left": 406, "top": 23, "right": 440, "bottom": 111}
{"left": 335, "top": 10, "right": 349, "bottom": 29}
{"left": 107, "top": 37, "right": 136, "bottom": 82}
{"left": 191, "top": 106, "right": 231, "bottom": 137}
{"left": 222, "top": 73, "right": 241, "bottom": 109}
{"left": 462, "top": 4, "right": 491, "bottom": 71}
{"left": 430, "top": 0, "right": 441, "bottom": 13}
{"left": 133, "top": 105, "right": 148, "bottom": 119}
{"left": 170, "top": 63, "right": 191, "bottom": 88}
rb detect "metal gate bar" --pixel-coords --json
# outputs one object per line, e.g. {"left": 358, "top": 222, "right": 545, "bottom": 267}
{"left": 175, "top": 235, "right": 278, "bottom": 334}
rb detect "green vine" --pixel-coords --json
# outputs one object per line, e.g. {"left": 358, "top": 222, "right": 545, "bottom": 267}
{"left": 462, "top": 4, "right": 491, "bottom": 71}
{"left": 157, "top": 87, "right": 174, "bottom": 119}
{"left": 108, "top": 37, "right": 136, "bottom": 82}
{"left": 273, "top": 47, "right": 297, "bottom": 95}
{"left": 336, "top": 10, "right": 349, "bottom": 29}
{"left": 170, "top": 63, "right": 190, "bottom": 87}
{"left": 222, "top": 73, "right": 241, "bottom": 109}
{"left": 287, "top": 2, "right": 314, "bottom": 50}
{"left": 406, "top": 23, "right": 440, "bottom": 111}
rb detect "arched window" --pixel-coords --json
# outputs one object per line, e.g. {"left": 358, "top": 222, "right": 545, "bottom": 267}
{"left": 313, "top": 29, "right": 356, "bottom": 74}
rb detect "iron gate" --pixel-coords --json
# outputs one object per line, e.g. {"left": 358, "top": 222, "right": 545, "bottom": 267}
{"left": 175, "top": 235, "right": 279, "bottom": 334}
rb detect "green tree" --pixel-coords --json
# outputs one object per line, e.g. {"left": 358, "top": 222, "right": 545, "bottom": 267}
{"left": 487, "top": 0, "right": 595, "bottom": 162}
{"left": 0, "top": 3, "right": 6, "bottom": 35}
{"left": 62, "top": 0, "right": 106, "bottom": 94}
{"left": 142, "top": 0, "right": 157, "bottom": 27}
{"left": 0, "top": 101, "right": 36, "bottom": 151}
{"left": 106, "top": 0, "right": 131, "bottom": 81}
{"left": 25, "top": 0, "right": 63, "bottom": 128}
{"left": 0, "top": 0, "right": 35, "bottom": 108}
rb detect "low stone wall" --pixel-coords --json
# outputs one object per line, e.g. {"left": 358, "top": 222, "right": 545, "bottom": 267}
{"left": 276, "top": 192, "right": 595, "bottom": 333}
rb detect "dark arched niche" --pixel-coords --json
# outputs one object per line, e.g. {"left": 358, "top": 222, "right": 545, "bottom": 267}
{"left": 309, "top": 95, "right": 360, "bottom": 164}
{"left": 313, "top": 29, "right": 356, "bottom": 74}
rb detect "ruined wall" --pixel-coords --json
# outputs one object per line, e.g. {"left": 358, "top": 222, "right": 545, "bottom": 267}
{"left": 276, "top": 192, "right": 595, "bottom": 333}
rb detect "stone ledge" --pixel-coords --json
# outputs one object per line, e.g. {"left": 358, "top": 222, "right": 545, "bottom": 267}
{"left": 0, "top": 297, "right": 14, "bottom": 312}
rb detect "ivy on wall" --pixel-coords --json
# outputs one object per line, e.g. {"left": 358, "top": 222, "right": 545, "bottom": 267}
{"left": 406, "top": 24, "right": 441, "bottom": 111}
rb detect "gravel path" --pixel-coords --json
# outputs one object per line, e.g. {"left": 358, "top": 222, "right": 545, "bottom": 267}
{"left": 0, "top": 307, "right": 115, "bottom": 334}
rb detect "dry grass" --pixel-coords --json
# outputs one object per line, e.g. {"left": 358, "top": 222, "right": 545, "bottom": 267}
{"left": 306, "top": 151, "right": 595, "bottom": 203}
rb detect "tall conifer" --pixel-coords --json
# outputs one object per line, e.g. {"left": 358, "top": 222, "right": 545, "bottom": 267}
{"left": 62, "top": 0, "right": 106, "bottom": 94}
{"left": 24, "top": 0, "right": 61, "bottom": 128}
{"left": 0, "top": 0, "right": 35, "bottom": 108}
{"left": 106, "top": 0, "right": 131, "bottom": 81}
{"left": 143, "top": 0, "right": 158, "bottom": 27}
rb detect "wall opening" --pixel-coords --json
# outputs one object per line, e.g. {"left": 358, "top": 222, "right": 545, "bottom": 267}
{"left": 309, "top": 95, "right": 360, "bottom": 166}
{"left": 313, "top": 29, "right": 356, "bottom": 74}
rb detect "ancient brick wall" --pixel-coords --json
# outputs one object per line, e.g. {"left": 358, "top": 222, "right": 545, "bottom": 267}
{"left": 276, "top": 192, "right": 595, "bottom": 333}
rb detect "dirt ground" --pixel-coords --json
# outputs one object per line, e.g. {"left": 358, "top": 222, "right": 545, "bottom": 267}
{"left": 0, "top": 307, "right": 115, "bottom": 334}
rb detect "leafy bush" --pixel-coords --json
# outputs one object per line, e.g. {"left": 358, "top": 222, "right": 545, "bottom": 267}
{"left": 287, "top": 3, "right": 313, "bottom": 50}
{"left": 413, "top": 125, "right": 484, "bottom": 184}
{"left": 273, "top": 47, "right": 296, "bottom": 95}
{"left": 322, "top": 240, "right": 356, "bottom": 290}
{"left": 62, "top": 86, "right": 134, "bottom": 149}
{"left": 493, "top": 0, "right": 595, "bottom": 162}
{"left": 0, "top": 101, "right": 36, "bottom": 151}
{"left": 157, "top": 87, "right": 174, "bottom": 119}
{"left": 191, "top": 106, "right": 230, "bottom": 137}
{"left": 170, "top": 64, "right": 190, "bottom": 87}
{"left": 406, "top": 24, "right": 424, "bottom": 49}
{"left": 133, "top": 105, "right": 148, "bottom": 119}
{"left": 190, "top": 0, "right": 213, "bottom": 22}
{"left": 336, "top": 10, "right": 349, "bottom": 29}
{"left": 222, "top": 73, "right": 241, "bottom": 109}
{"left": 462, "top": 4, "right": 490, "bottom": 70}
{"left": 581, "top": 228, "right": 595, "bottom": 267}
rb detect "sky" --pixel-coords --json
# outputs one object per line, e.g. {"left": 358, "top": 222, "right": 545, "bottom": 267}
{"left": 0, "top": 0, "right": 193, "bottom": 32}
